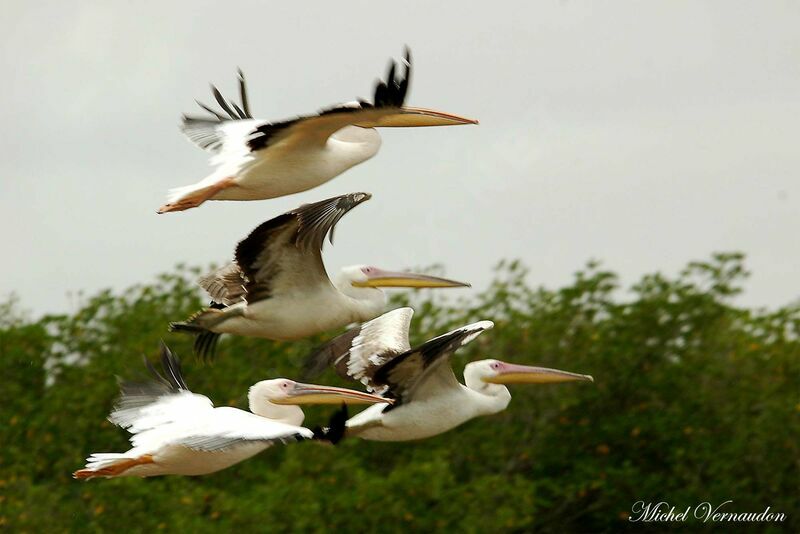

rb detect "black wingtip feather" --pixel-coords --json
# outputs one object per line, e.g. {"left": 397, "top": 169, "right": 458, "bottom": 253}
{"left": 312, "top": 404, "right": 349, "bottom": 444}
{"left": 193, "top": 331, "right": 221, "bottom": 363}
{"left": 291, "top": 192, "right": 372, "bottom": 252}
{"left": 231, "top": 102, "right": 246, "bottom": 120}
{"left": 304, "top": 47, "right": 413, "bottom": 120}
{"left": 301, "top": 324, "right": 363, "bottom": 381}
{"left": 237, "top": 69, "right": 251, "bottom": 118}
{"left": 135, "top": 343, "right": 190, "bottom": 393}
{"left": 168, "top": 321, "right": 205, "bottom": 334}
{"left": 195, "top": 100, "right": 227, "bottom": 121}
{"left": 370, "top": 48, "right": 411, "bottom": 108}
{"left": 142, "top": 353, "right": 165, "bottom": 387}
{"left": 159, "top": 343, "right": 189, "bottom": 390}
{"left": 211, "top": 86, "right": 238, "bottom": 120}
{"left": 188, "top": 72, "right": 254, "bottom": 125}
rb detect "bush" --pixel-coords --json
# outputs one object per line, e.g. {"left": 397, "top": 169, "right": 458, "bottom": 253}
{"left": 1, "top": 253, "right": 797, "bottom": 532}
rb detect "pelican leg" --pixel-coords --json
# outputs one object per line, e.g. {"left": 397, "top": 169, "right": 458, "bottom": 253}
{"left": 73, "top": 454, "right": 155, "bottom": 479}
{"left": 157, "top": 177, "right": 237, "bottom": 213}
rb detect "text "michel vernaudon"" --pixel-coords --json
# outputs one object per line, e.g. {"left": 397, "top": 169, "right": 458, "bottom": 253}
{"left": 629, "top": 501, "right": 786, "bottom": 524}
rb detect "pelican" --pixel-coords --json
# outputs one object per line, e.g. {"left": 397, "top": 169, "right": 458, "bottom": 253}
{"left": 73, "top": 344, "right": 386, "bottom": 479}
{"left": 170, "top": 192, "right": 470, "bottom": 359}
{"left": 305, "top": 308, "right": 593, "bottom": 441}
{"left": 158, "top": 48, "right": 477, "bottom": 213}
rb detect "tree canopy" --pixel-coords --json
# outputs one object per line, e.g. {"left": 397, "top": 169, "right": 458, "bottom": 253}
{"left": 1, "top": 253, "right": 797, "bottom": 532}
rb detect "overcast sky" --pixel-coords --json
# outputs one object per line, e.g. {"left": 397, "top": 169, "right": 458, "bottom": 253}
{"left": 3, "top": 1, "right": 799, "bottom": 317}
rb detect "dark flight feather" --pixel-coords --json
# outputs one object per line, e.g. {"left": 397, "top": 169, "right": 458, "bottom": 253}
{"left": 112, "top": 344, "right": 191, "bottom": 418}
{"left": 182, "top": 49, "right": 413, "bottom": 154}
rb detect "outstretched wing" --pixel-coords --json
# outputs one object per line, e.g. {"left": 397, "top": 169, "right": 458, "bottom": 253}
{"left": 109, "top": 343, "right": 213, "bottom": 435}
{"left": 170, "top": 404, "right": 352, "bottom": 452}
{"left": 195, "top": 192, "right": 370, "bottom": 306}
{"left": 304, "top": 308, "right": 414, "bottom": 394}
{"left": 236, "top": 192, "right": 371, "bottom": 304}
{"left": 197, "top": 262, "right": 247, "bottom": 307}
{"left": 372, "top": 320, "right": 494, "bottom": 407}
{"left": 181, "top": 69, "right": 260, "bottom": 153}
{"left": 180, "top": 49, "right": 412, "bottom": 156}
{"left": 166, "top": 407, "right": 313, "bottom": 452}
{"left": 110, "top": 344, "right": 314, "bottom": 452}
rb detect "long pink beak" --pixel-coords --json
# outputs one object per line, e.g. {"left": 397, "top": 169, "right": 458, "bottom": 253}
{"left": 486, "top": 361, "right": 594, "bottom": 384}
{"left": 354, "top": 268, "right": 471, "bottom": 289}
{"left": 279, "top": 383, "right": 390, "bottom": 405}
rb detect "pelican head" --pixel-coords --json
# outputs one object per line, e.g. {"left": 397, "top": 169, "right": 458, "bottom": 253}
{"left": 253, "top": 379, "right": 388, "bottom": 406}
{"left": 248, "top": 379, "right": 387, "bottom": 424}
{"left": 466, "top": 359, "right": 594, "bottom": 386}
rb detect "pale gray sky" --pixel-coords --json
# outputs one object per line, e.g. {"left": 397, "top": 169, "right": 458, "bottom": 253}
{"left": 3, "top": 1, "right": 799, "bottom": 316}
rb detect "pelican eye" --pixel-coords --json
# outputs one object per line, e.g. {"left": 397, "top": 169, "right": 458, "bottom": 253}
{"left": 490, "top": 362, "right": 501, "bottom": 370}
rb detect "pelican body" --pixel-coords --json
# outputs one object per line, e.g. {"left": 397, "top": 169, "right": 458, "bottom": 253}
{"left": 306, "top": 308, "right": 593, "bottom": 442}
{"left": 170, "top": 193, "right": 470, "bottom": 359}
{"left": 73, "top": 344, "right": 385, "bottom": 479}
{"left": 159, "top": 49, "right": 477, "bottom": 213}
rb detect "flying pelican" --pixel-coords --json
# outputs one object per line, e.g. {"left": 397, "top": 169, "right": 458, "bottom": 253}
{"left": 73, "top": 344, "right": 386, "bottom": 479}
{"left": 170, "top": 192, "right": 470, "bottom": 359}
{"left": 305, "top": 308, "right": 593, "bottom": 441}
{"left": 158, "top": 48, "right": 478, "bottom": 213}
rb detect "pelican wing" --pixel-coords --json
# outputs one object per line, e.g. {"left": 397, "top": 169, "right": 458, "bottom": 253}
{"left": 181, "top": 49, "right": 411, "bottom": 155}
{"left": 180, "top": 69, "right": 260, "bottom": 153}
{"left": 229, "top": 192, "right": 370, "bottom": 304}
{"left": 109, "top": 343, "right": 212, "bottom": 434}
{"left": 168, "top": 407, "right": 312, "bottom": 452}
{"left": 304, "top": 308, "right": 414, "bottom": 394}
{"left": 198, "top": 262, "right": 247, "bottom": 306}
{"left": 171, "top": 404, "right": 352, "bottom": 451}
{"left": 372, "top": 320, "right": 494, "bottom": 407}
{"left": 110, "top": 344, "right": 312, "bottom": 452}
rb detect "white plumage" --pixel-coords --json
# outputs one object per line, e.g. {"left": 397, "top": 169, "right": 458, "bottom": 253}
{"left": 170, "top": 193, "right": 470, "bottom": 360}
{"left": 74, "top": 345, "right": 385, "bottom": 478}
{"left": 347, "top": 307, "right": 413, "bottom": 390}
{"left": 306, "top": 308, "right": 594, "bottom": 442}
{"left": 158, "top": 49, "right": 477, "bottom": 213}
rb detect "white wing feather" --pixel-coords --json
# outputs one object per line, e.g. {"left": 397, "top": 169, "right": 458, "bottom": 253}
{"left": 347, "top": 307, "right": 414, "bottom": 388}
{"left": 111, "top": 390, "right": 310, "bottom": 452}
{"left": 129, "top": 404, "right": 311, "bottom": 452}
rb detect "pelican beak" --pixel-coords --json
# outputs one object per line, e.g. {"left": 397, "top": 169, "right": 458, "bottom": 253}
{"left": 276, "top": 382, "right": 390, "bottom": 405}
{"left": 359, "top": 107, "right": 479, "bottom": 127}
{"left": 353, "top": 268, "right": 471, "bottom": 289}
{"left": 484, "top": 362, "right": 594, "bottom": 385}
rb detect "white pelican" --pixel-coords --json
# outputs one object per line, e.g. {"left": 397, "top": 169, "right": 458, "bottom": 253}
{"left": 305, "top": 308, "right": 594, "bottom": 441}
{"left": 73, "top": 344, "right": 386, "bottom": 479}
{"left": 170, "top": 192, "right": 470, "bottom": 359}
{"left": 158, "top": 48, "right": 477, "bottom": 213}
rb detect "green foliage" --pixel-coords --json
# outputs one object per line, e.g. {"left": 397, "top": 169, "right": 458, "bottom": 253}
{"left": 1, "top": 254, "right": 798, "bottom": 532}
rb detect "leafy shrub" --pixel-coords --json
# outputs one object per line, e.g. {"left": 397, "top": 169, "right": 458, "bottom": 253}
{"left": 0, "top": 254, "right": 797, "bottom": 532}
